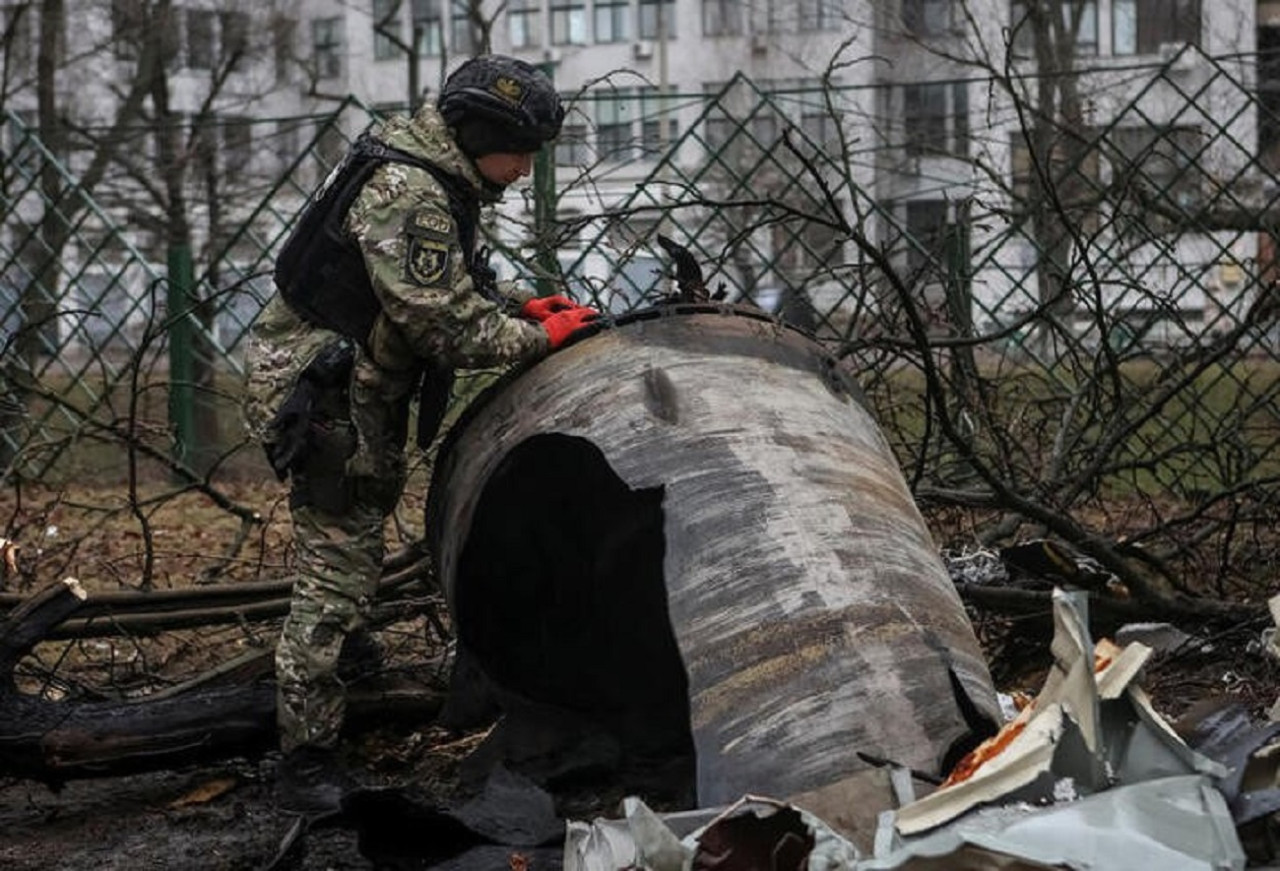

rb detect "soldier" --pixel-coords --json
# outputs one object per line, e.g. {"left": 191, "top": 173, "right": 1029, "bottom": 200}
{"left": 242, "top": 55, "right": 597, "bottom": 814}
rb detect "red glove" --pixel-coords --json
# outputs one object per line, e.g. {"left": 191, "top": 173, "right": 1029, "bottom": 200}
{"left": 542, "top": 306, "right": 600, "bottom": 349}
{"left": 520, "top": 295, "right": 581, "bottom": 323}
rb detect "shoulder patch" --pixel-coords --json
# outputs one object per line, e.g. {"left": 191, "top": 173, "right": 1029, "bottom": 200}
{"left": 405, "top": 236, "right": 452, "bottom": 287}
{"left": 403, "top": 207, "right": 455, "bottom": 287}
{"left": 405, "top": 207, "right": 454, "bottom": 241}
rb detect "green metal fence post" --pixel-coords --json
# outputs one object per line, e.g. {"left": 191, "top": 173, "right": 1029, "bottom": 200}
{"left": 533, "top": 61, "right": 559, "bottom": 298}
{"left": 167, "top": 243, "right": 196, "bottom": 465}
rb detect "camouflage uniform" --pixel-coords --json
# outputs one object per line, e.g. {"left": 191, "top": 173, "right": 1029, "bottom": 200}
{"left": 245, "top": 105, "right": 550, "bottom": 754}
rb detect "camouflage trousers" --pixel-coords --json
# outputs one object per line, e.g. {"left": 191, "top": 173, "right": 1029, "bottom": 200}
{"left": 275, "top": 500, "right": 384, "bottom": 753}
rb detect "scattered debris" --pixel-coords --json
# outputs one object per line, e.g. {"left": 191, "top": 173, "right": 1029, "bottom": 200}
{"left": 167, "top": 776, "right": 239, "bottom": 809}
{"left": 1115, "top": 621, "right": 1193, "bottom": 655}
{"left": 562, "top": 589, "right": 1280, "bottom": 871}
{"left": 0, "top": 538, "right": 18, "bottom": 585}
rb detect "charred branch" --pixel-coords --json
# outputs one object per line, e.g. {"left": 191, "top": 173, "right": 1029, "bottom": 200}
{"left": 0, "top": 576, "right": 443, "bottom": 785}
{"left": 0, "top": 550, "right": 433, "bottom": 640}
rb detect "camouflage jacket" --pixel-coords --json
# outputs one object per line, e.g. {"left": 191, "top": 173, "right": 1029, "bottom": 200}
{"left": 244, "top": 106, "right": 548, "bottom": 439}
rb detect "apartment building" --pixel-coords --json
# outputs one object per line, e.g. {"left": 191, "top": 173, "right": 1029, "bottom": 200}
{"left": 254, "top": 0, "right": 1262, "bottom": 327}
{"left": 0, "top": 0, "right": 1264, "bottom": 338}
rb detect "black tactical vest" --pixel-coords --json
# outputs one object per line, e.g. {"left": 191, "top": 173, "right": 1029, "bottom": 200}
{"left": 273, "top": 132, "right": 488, "bottom": 342}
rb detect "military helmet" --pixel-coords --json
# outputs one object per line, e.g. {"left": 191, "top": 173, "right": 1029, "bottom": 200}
{"left": 438, "top": 55, "right": 564, "bottom": 156}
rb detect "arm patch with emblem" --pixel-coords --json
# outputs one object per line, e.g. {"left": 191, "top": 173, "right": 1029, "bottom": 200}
{"left": 403, "top": 207, "right": 455, "bottom": 287}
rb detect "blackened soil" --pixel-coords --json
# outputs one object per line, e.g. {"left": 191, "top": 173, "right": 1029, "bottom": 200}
{"left": 0, "top": 757, "right": 371, "bottom": 871}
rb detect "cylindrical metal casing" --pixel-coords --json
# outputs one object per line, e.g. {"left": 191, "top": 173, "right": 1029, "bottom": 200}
{"left": 427, "top": 307, "right": 999, "bottom": 834}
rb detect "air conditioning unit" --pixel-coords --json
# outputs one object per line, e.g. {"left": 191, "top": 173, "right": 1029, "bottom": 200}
{"left": 750, "top": 33, "right": 769, "bottom": 54}
{"left": 633, "top": 40, "right": 653, "bottom": 59}
{"left": 1157, "top": 41, "right": 1195, "bottom": 70}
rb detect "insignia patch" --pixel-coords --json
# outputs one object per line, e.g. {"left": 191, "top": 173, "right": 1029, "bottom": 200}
{"left": 407, "top": 207, "right": 453, "bottom": 240}
{"left": 403, "top": 207, "right": 455, "bottom": 286}
{"left": 405, "top": 238, "right": 450, "bottom": 286}
{"left": 492, "top": 76, "right": 525, "bottom": 105}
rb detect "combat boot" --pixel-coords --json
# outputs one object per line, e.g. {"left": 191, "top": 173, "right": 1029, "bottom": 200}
{"left": 337, "top": 629, "right": 385, "bottom": 682}
{"left": 275, "top": 745, "right": 354, "bottom": 815}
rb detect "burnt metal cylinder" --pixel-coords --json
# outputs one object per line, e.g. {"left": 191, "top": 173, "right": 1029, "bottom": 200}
{"left": 426, "top": 306, "right": 999, "bottom": 835}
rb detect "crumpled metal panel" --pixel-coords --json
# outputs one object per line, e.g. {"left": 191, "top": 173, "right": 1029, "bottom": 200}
{"left": 427, "top": 307, "right": 1001, "bottom": 838}
{"left": 564, "top": 589, "right": 1251, "bottom": 871}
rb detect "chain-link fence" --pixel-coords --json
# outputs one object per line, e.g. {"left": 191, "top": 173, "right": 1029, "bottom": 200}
{"left": 4, "top": 47, "right": 1279, "bottom": 593}
{"left": 0, "top": 98, "right": 381, "bottom": 478}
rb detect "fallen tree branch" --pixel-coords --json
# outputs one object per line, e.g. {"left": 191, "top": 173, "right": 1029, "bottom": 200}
{"left": 956, "top": 582, "right": 1267, "bottom": 635}
{"left": 0, "top": 578, "right": 445, "bottom": 785}
{"left": 0, "top": 577, "right": 87, "bottom": 689}
{"left": 0, "top": 551, "right": 435, "bottom": 640}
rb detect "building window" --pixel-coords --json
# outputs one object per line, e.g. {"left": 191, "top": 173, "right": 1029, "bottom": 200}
{"left": 902, "top": 0, "right": 951, "bottom": 36}
{"left": 951, "top": 80, "right": 969, "bottom": 154}
{"left": 374, "top": 0, "right": 403, "bottom": 61}
{"left": 274, "top": 119, "right": 301, "bottom": 168}
{"left": 1010, "top": 0, "right": 1098, "bottom": 58}
{"left": 899, "top": 80, "right": 969, "bottom": 158}
{"left": 222, "top": 116, "right": 252, "bottom": 171}
{"left": 703, "top": 0, "right": 742, "bottom": 36}
{"left": 509, "top": 0, "right": 540, "bottom": 48}
{"left": 272, "top": 15, "right": 296, "bottom": 82}
{"left": 639, "top": 86, "right": 678, "bottom": 156}
{"left": 3, "top": 4, "right": 34, "bottom": 73}
{"left": 1009, "top": 131, "right": 1102, "bottom": 233}
{"left": 312, "top": 17, "right": 343, "bottom": 79}
{"left": 112, "top": 0, "right": 143, "bottom": 59}
{"left": 451, "top": 0, "right": 475, "bottom": 52}
{"left": 903, "top": 83, "right": 947, "bottom": 156}
{"left": 191, "top": 116, "right": 218, "bottom": 178}
{"left": 751, "top": 113, "right": 779, "bottom": 150}
{"left": 773, "top": 219, "right": 843, "bottom": 276}
{"left": 7, "top": 110, "right": 39, "bottom": 176}
{"left": 186, "top": 9, "right": 216, "bottom": 70}
{"left": 798, "top": 0, "right": 838, "bottom": 32}
{"left": 7, "top": 4, "right": 65, "bottom": 70}
{"left": 1113, "top": 0, "right": 1199, "bottom": 55}
{"left": 413, "top": 0, "right": 443, "bottom": 55}
{"left": 1110, "top": 126, "right": 1203, "bottom": 230}
{"left": 221, "top": 11, "right": 249, "bottom": 65}
{"left": 638, "top": 0, "right": 676, "bottom": 38}
{"left": 750, "top": 0, "right": 786, "bottom": 34}
{"left": 550, "top": 0, "right": 586, "bottom": 44}
{"left": 596, "top": 89, "right": 636, "bottom": 162}
{"left": 702, "top": 82, "right": 731, "bottom": 148}
{"left": 797, "top": 84, "right": 840, "bottom": 154}
{"left": 905, "top": 200, "right": 951, "bottom": 275}
{"left": 595, "top": 0, "right": 628, "bottom": 42}
{"left": 556, "top": 122, "right": 590, "bottom": 165}
{"left": 316, "top": 121, "right": 348, "bottom": 175}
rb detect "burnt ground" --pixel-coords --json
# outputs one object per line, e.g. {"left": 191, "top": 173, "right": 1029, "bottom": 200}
{"left": 0, "top": 719, "right": 515, "bottom": 871}
{"left": 0, "top": 759, "right": 309, "bottom": 871}
{"left": 1, "top": 634, "right": 1276, "bottom": 871}
{"left": 1, "top": 480, "right": 1278, "bottom": 870}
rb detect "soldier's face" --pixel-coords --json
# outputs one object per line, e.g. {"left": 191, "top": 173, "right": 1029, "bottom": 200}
{"left": 475, "top": 151, "right": 536, "bottom": 187}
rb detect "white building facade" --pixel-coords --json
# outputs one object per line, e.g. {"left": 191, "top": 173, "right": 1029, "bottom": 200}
{"left": 0, "top": 0, "right": 1263, "bottom": 339}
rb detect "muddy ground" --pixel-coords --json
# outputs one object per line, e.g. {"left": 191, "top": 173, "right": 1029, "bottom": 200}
{"left": 1, "top": 480, "right": 1277, "bottom": 870}
{"left": 1, "top": 635, "right": 1275, "bottom": 871}
{"left": 0, "top": 713, "right": 531, "bottom": 871}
